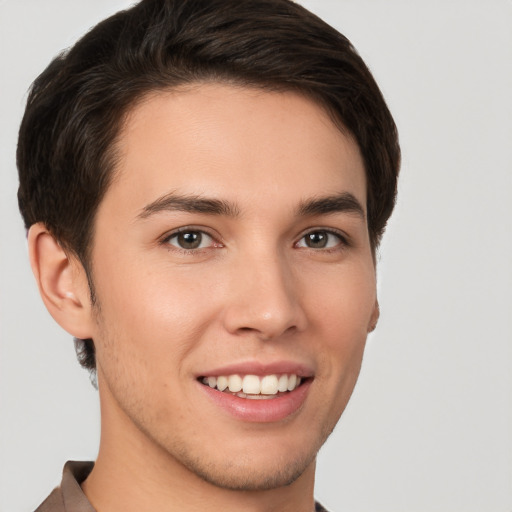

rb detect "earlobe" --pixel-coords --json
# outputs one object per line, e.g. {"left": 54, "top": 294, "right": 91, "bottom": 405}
{"left": 368, "top": 299, "right": 380, "bottom": 333}
{"left": 27, "top": 223, "right": 94, "bottom": 339}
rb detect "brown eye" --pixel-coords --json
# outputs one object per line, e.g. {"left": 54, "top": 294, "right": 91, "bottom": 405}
{"left": 167, "top": 230, "right": 212, "bottom": 250}
{"left": 304, "top": 231, "right": 328, "bottom": 248}
{"left": 178, "top": 232, "right": 202, "bottom": 249}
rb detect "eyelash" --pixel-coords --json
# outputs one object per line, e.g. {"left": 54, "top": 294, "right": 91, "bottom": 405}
{"left": 295, "top": 229, "right": 349, "bottom": 251}
{"left": 161, "top": 227, "right": 349, "bottom": 253}
{"left": 161, "top": 227, "right": 222, "bottom": 253}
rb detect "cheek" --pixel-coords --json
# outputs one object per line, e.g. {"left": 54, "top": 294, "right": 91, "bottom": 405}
{"left": 307, "top": 262, "right": 375, "bottom": 382}
{"left": 91, "top": 266, "right": 219, "bottom": 427}
{"left": 102, "top": 259, "right": 215, "bottom": 322}
{"left": 307, "top": 261, "right": 376, "bottom": 332}
{"left": 91, "top": 260, "right": 220, "bottom": 374}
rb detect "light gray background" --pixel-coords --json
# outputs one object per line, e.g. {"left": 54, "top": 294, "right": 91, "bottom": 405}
{"left": 1, "top": 1, "right": 511, "bottom": 511}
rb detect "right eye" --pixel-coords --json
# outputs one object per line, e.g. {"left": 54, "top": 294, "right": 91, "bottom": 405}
{"left": 165, "top": 230, "right": 215, "bottom": 250}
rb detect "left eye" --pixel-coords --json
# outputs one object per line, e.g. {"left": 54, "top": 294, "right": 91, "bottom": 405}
{"left": 166, "top": 230, "right": 214, "bottom": 250}
{"left": 296, "top": 230, "right": 343, "bottom": 249}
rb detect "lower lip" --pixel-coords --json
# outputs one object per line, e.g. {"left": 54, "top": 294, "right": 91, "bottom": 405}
{"left": 198, "top": 380, "right": 312, "bottom": 423}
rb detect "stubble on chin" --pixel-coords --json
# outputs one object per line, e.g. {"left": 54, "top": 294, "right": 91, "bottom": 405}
{"left": 170, "top": 444, "right": 319, "bottom": 492}
{"left": 147, "top": 413, "right": 339, "bottom": 493}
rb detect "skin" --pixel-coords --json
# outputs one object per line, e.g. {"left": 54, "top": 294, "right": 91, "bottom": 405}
{"left": 30, "top": 83, "right": 379, "bottom": 512}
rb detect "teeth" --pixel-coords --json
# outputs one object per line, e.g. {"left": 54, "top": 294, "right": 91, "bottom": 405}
{"left": 216, "top": 375, "right": 228, "bottom": 391}
{"left": 202, "top": 373, "right": 302, "bottom": 396}
{"left": 261, "top": 375, "right": 279, "bottom": 395}
{"left": 244, "top": 393, "right": 275, "bottom": 400}
{"left": 242, "top": 375, "right": 261, "bottom": 394}
{"left": 277, "top": 374, "right": 288, "bottom": 392}
{"left": 287, "top": 374, "right": 297, "bottom": 391}
{"left": 228, "top": 375, "right": 243, "bottom": 392}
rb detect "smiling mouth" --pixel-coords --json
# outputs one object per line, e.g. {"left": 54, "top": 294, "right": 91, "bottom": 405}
{"left": 199, "top": 374, "right": 305, "bottom": 400}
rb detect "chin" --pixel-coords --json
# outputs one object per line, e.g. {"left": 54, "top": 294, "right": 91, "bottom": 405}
{"left": 161, "top": 417, "right": 336, "bottom": 492}
{"left": 176, "top": 448, "right": 317, "bottom": 491}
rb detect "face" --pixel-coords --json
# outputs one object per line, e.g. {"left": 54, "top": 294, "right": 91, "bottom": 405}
{"left": 87, "top": 83, "right": 378, "bottom": 491}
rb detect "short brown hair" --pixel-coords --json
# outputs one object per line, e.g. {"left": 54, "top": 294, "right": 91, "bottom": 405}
{"left": 17, "top": 0, "right": 400, "bottom": 372}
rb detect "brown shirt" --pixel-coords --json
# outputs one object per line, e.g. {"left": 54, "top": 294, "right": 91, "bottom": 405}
{"left": 35, "top": 462, "right": 95, "bottom": 512}
{"left": 35, "top": 461, "right": 329, "bottom": 512}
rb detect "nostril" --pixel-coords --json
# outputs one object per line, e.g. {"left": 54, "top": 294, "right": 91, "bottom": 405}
{"left": 235, "top": 324, "right": 298, "bottom": 341}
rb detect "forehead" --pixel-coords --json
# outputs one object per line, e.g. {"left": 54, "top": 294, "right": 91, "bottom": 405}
{"left": 106, "top": 83, "right": 366, "bottom": 216}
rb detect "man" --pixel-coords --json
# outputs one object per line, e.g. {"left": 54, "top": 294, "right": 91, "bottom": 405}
{"left": 17, "top": 0, "right": 400, "bottom": 510}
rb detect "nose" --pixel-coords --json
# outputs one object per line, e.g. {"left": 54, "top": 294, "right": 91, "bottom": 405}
{"left": 221, "top": 251, "right": 307, "bottom": 341}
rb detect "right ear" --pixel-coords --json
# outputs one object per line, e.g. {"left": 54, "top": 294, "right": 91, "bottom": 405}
{"left": 27, "top": 223, "right": 95, "bottom": 340}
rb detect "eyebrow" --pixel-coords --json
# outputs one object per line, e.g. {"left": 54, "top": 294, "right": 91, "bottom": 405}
{"left": 297, "top": 192, "right": 366, "bottom": 220}
{"left": 137, "top": 191, "right": 365, "bottom": 221}
{"left": 137, "top": 192, "right": 240, "bottom": 219}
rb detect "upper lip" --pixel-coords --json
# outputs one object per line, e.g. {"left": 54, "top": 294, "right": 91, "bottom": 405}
{"left": 197, "top": 360, "right": 314, "bottom": 378}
